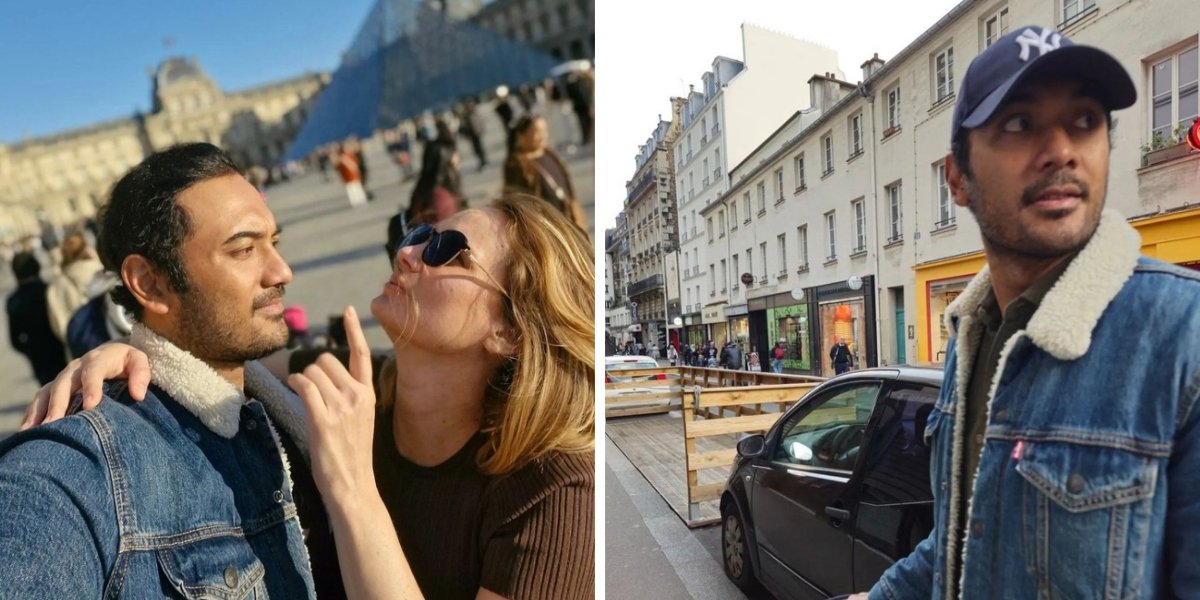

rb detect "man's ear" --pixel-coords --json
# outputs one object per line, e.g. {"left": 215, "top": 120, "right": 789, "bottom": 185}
{"left": 121, "top": 255, "right": 175, "bottom": 316}
{"left": 945, "top": 152, "right": 971, "bottom": 208}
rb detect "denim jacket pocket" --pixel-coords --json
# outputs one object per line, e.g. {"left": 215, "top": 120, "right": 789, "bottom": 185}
{"left": 156, "top": 534, "right": 268, "bottom": 599}
{"left": 1015, "top": 441, "right": 1158, "bottom": 599}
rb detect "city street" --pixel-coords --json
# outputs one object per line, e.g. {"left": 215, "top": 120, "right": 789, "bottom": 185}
{"left": 0, "top": 102, "right": 593, "bottom": 439}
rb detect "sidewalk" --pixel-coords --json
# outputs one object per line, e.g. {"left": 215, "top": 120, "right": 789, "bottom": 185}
{"left": 605, "top": 436, "right": 749, "bottom": 599}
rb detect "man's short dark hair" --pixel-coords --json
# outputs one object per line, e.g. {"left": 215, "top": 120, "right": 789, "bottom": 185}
{"left": 11, "top": 252, "right": 41, "bottom": 282}
{"left": 96, "top": 143, "right": 241, "bottom": 320}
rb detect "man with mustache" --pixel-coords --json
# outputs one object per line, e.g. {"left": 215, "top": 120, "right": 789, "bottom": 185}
{"left": 0, "top": 143, "right": 323, "bottom": 597}
{"left": 853, "top": 27, "right": 1200, "bottom": 599}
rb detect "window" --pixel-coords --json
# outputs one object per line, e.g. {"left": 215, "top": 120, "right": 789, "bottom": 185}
{"left": 886, "top": 183, "right": 903, "bottom": 243}
{"left": 746, "top": 248, "right": 754, "bottom": 283}
{"left": 984, "top": 7, "right": 1009, "bottom": 48}
{"left": 935, "top": 46, "right": 955, "bottom": 103}
{"left": 797, "top": 225, "right": 809, "bottom": 268}
{"left": 774, "top": 169, "right": 784, "bottom": 203}
{"left": 757, "top": 181, "right": 767, "bottom": 214}
{"left": 852, "top": 199, "right": 866, "bottom": 253}
{"left": 709, "top": 266, "right": 716, "bottom": 293}
{"left": 702, "top": 158, "right": 709, "bottom": 186}
{"left": 794, "top": 154, "right": 806, "bottom": 190}
{"left": 743, "top": 193, "right": 752, "bottom": 223}
{"left": 822, "top": 134, "right": 834, "bottom": 175}
{"left": 849, "top": 113, "right": 863, "bottom": 156}
{"left": 715, "top": 149, "right": 722, "bottom": 178}
{"left": 1062, "top": 0, "right": 1095, "bottom": 24}
{"left": 825, "top": 211, "right": 837, "bottom": 260}
{"left": 857, "top": 382, "right": 937, "bottom": 505}
{"left": 707, "top": 217, "right": 714, "bottom": 241}
{"left": 720, "top": 259, "right": 728, "bottom": 292}
{"left": 760, "top": 242, "right": 768, "bottom": 282}
{"left": 777, "top": 233, "right": 788, "bottom": 274}
{"left": 935, "top": 162, "right": 956, "bottom": 227}
{"left": 773, "top": 381, "right": 883, "bottom": 471}
{"left": 885, "top": 86, "right": 901, "bottom": 131}
{"left": 718, "top": 210, "right": 726, "bottom": 237}
{"left": 732, "top": 254, "right": 740, "bottom": 288}
{"left": 730, "top": 203, "right": 738, "bottom": 230}
{"left": 1150, "top": 46, "right": 1199, "bottom": 145}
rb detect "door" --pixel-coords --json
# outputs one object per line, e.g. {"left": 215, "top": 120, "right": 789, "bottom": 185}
{"left": 894, "top": 309, "right": 906, "bottom": 364}
{"left": 850, "top": 381, "right": 937, "bottom": 590}
{"left": 751, "top": 380, "right": 884, "bottom": 598}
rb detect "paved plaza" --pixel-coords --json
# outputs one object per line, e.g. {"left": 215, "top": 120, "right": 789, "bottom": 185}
{"left": 0, "top": 102, "right": 593, "bottom": 439}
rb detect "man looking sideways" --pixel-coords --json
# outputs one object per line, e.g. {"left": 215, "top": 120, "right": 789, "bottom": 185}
{"left": 853, "top": 26, "right": 1200, "bottom": 599}
{"left": 0, "top": 144, "right": 323, "bottom": 597}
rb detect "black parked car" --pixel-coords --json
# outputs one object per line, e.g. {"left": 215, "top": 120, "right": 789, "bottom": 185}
{"left": 720, "top": 367, "right": 941, "bottom": 599}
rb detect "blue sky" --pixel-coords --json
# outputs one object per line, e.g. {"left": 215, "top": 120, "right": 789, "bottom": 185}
{"left": 0, "top": 0, "right": 377, "bottom": 142}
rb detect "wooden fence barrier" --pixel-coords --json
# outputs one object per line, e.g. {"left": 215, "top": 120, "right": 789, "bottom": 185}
{"left": 680, "top": 380, "right": 822, "bottom": 524}
{"left": 604, "top": 366, "right": 683, "bottom": 418}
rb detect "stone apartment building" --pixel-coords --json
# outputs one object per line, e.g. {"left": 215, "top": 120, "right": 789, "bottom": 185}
{"left": 699, "top": 0, "right": 1200, "bottom": 375}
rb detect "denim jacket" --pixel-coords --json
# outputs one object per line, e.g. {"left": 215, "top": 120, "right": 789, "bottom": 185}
{"left": 0, "top": 325, "right": 317, "bottom": 599}
{"left": 871, "top": 210, "right": 1200, "bottom": 599}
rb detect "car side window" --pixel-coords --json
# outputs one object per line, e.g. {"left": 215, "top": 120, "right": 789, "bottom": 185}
{"left": 773, "top": 381, "right": 882, "bottom": 471}
{"left": 857, "top": 382, "right": 938, "bottom": 505}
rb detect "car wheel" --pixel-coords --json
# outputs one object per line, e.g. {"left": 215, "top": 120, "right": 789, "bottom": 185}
{"left": 722, "top": 504, "right": 763, "bottom": 593}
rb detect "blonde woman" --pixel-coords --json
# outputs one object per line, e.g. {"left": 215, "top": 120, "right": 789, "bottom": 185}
{"left": 27, "top": 195, "right": 595, "bottom": 599}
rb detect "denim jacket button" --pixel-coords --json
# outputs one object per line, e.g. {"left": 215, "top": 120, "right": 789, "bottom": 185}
{"left": 246, "top": 419, "right": 257, "bottom": 431}
{"left": 994, "top": 409, "right": 1007, "bottom": 422}
{"left": 1067, "top": 473, "right": 1085, "bottom": 494}
{"left": 274, "top": 489, "right": 285, "bottom": 503}
{"left": 223, "top": 566, "right": 238, "bottom": 588}
{"left": 970, "top": 521, "right": 984, "bottom": 538}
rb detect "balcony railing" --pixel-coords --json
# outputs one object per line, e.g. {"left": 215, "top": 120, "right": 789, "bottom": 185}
{"left": 627, "top": 274, "right": 665, "bottom": 296}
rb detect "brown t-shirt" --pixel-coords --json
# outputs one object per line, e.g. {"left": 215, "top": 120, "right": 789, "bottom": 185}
{"left": 373, "top": 410, "right": 595, "bottom": 600}
{"left": 289, "top": 349, "right": 595, "bottom": 599}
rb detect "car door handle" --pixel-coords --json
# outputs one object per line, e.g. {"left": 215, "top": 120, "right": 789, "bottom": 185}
{"left": 824, "top": 506, "right": 850, "bottom": 521}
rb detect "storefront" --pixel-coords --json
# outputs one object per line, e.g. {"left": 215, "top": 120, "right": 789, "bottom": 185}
{"left": 767, "top": 299, "right": 812, "bottom": 372}
{"left": 1134, "top": 205, "right": 1200, "bottom": 270}
{"left": 702, "top": 303, "right": 727, "bottom": 348}
{"left": 723, "top": 304, "right": 747, "bottom": 344}
{"left": 812, "top": 277, "right": 877, "bottom": 377}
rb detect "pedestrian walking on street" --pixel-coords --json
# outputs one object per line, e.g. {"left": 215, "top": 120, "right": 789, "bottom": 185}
{"left": 666, "top": 343, "right": 677, "bottom": 366}
{"left": 829, "top": 336, "right": 852, "bottom": 375}
{"left": 682, "top": 343, "right": 693, "bottom": 367}
{"left": 503, "top": 115, "right": 587, "bottom": 230}
{"left": 6, "top": 251, "right": 67, "bottom": 385}
{"left": 335, "top": 141, "right": 368, "bottom": 208}
{"left": 771, "top": 340, "right": 786, "bottom": 374}
{"left": 851, "top": 26, "right": 1200, "bottom": 600}
{"left": 457, "top": 100, "right": 489, "bottom": 171}
{"left": 721, "top": 340, "right": 743, "bottom": 371}
{"left": 45, "top": 231, "right": 103, "bottom": 346}
{"left": 563, "top": 70, "right": 594, "bottom": 146}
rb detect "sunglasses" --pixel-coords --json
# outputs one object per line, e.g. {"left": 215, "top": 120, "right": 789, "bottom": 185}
{"left": 396, "top": 223, "right": 509, "bottom": 297}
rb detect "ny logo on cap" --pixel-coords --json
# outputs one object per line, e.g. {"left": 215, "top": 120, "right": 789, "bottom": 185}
{"left": 1015, "top": 27, "right": 1063, "bottom": 62}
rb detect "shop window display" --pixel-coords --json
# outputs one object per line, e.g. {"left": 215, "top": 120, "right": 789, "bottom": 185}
{"left": 768, "top": 304, "right": 811, "bottom": 371}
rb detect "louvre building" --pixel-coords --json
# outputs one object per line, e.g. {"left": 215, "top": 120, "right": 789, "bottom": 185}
{"left": 0, "top": 58, "right": 328, "bottom": 243}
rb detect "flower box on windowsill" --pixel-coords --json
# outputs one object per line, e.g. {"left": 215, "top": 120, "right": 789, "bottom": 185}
{"left": 882, "top": 125, "right": 901, "bottom": 139}
{"left": 1142, "top": 142, "right": 1197, "bottom": 168}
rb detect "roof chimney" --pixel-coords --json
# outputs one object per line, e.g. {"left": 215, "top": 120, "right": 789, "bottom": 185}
{"left": 861, "top": 53, "right": 886, "bottom": 81}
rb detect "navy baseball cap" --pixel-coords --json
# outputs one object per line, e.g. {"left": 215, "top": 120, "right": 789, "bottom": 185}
{"left": 952, "top": 25, "right": 1137, "bottom": 140}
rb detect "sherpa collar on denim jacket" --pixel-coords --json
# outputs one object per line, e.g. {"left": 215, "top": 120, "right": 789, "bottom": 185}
{"left": 943, "top": 208, "right": 1142, "bottom": 361}
{"left": 129, "top": 324, "right": 309, "bottom": 459}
